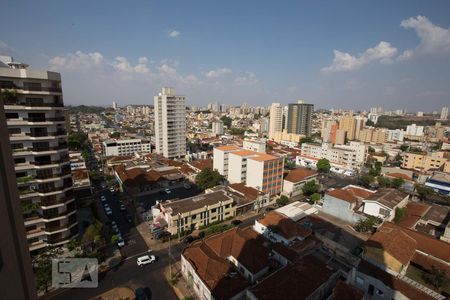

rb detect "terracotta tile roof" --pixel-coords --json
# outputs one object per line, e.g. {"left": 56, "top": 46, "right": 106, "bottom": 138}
{"left": 258, "top": 211, "right": 312, "bottom": 239}
{"left": 230, "top": 150, "right": 258, "bottom": 157}
{"left": 228, "top": 183, "right": 263, "bottom": 201}
{"left": 284, "top": 168, "right": 318, "bottom": 183}
{"left": 189, "top": 159, "right": 213, "bottom": 171}
{"left": 364, "top": 188, "right": 408, "bottom": 209}
{"left": 365, "top": 224, "right": 417, "bottom": 265}
{"left": 386, "top": 172, "right": 412, "bottom": 181}
{"left": 271, "top": 243, "right": 298, "bottom": 262}
{"left": 333, "top": 281, "right": 364, "bottom": 300}
{"left": 396, "top": 202, "right": 430, "bottom": 229}
{"left": 357, "top": 260, "right": 435, "bottom": 300}
{"left": 215, "top": 145, "right": 241, "bottom": 151}
{"left": 326, "top": 189, "right": 358, "bottom": 203}
{"left": 411, "top": 252, "right": 450, "bottom": 279}
{"left": 367, "top": 222, "right": 450, "bottom": 265}
{"left": 72, "top": 169, "right": 89, "bottom": 180}
{"left": 249, "top": 255, "right": 337, "bottom": 300}
{"left": 179, "top": 164, "right": 195, "bottom": 174}
{"left": 107, "top": 155, "right": 134, "bottom": 163}
{"left": 248, "top": 153, "right": 279, "bottom": 162}
{"left": 343, "top": 186, "right": 375, "bottom": 199}
{"left": 114, "top": 165, "right": 162, "bottom": 187}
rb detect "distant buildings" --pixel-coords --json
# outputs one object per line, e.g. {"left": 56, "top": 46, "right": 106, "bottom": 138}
{"left": 440, "top": 106, "right": 448, "bottom": 120}
{"left": 112, "top": 100, "right": 117, "bottom": 110}
{"left": 243, "top": 138, "right": 266, "bottom": 153}
{"left": 269, "top": 102, "right": 283, "bottom": 139}
{"left": 1, "top": 56, "right": 77, "bottom": 251}
{"left": 406, "top": 123, "right": 424, "bottom": 136}
{"left": 402, "top": 151, "right": 448, "bottom": 171}
{"left": 211, "top": 120, "right": 224, "bottom": 135}
{"left": 286, "top": 100, "right": 314, "bottom": 137}
{"left": 282, "top": 168, "right": 318, "bottom": 197}
{"left": 154, "top": 87, "right": 186, "bottom": 158}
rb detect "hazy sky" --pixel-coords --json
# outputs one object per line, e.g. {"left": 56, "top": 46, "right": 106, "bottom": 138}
{"left": 1, "top": 0, "right": 450, "bottom": 111}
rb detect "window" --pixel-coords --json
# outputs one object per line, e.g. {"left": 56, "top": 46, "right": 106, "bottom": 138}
{"left": 5, "top": 112, "right": 18, "bottom": 119}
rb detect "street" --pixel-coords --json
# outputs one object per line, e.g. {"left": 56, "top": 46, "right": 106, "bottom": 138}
{"left": 44, "top": 188, "right": 182, "bottom": 300}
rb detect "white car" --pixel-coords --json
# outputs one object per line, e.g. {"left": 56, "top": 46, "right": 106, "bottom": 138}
{"left": 111, "top": 223, "right": 119, "bottom": 233}
{"left": 137, "top": 255, "right": 156, "bottom": 266}
{"left": 117, "top": 238, "right": 125, "bottom": 248}
{"left": 110, "top": 187, "right": 115, "bottom": 193}
{"left": 100, "top": 195, "right": 106, "bottom": 202}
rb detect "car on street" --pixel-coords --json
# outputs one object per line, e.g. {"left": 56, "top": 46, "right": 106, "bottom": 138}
{"left": 160, "top": 188, "right": 171, "bottom": 194}
{"left": 183, "top": 183, "right": 191, "bottom": 189}
{"left": 109, "top": 187, "right": 115, "bottom": 193}
{"left": 100, "top": 195, "right": 106, "bottom": 202}
{"left": 111, "top": 223, "right": 119, "bottom": 233}
{"left": 117, "top": 237, "right": 125, "bottom": 248}
{"left": 137, "top": 255, "right": 156, "bottom": 266}
{"left": 105, "top": 207, "right": 113, "bottom": 215}
{"left": 120, "top": 204, "right": 126, "bottom": 211}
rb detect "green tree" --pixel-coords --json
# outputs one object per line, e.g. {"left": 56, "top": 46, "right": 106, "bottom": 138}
{"left": 299, "top": 137, "right": 314, "bottom": 145}
{"left": 284, "top": 158, "right": 296, "bottom": 170}
{"left": 302, "top": 180, "right": 319, "bottom": 196}
{"left": 422, "top": 266, "right": 447, "bottom": 291}
{"left": 276, "top": 195, "right": 289, "bottom": 207}
{"left": 220, "top": 116, "right": 232, "bottom": 127}
{"left": 110, "top": 131, "right": 120, "bottom": 138}
{"left": 111, "top": 234, "right": 119, "bottom": 244}
{"left": 377, "top": 176, "right": 391, "bottom": 188}
{"left": 229, "top": 128, "right": 245, "bottom": 135}
{"left": 195, "top": 168, "right": 224, "bottom": 190}
{"left": 394, "top": 207, "right": 408, "bottom": 222}
{"left": 355, "top": 216, "right": 382, "bottom": 232}
{"left": 311, "top": 193, "right": 321, "bottom": 203}
{"left": 33, "top": 246, "right": 63, "bottom": 292}
{"left": 316, "top": 159, "right": 331, "bottom": 173}
{"left": 360, "top": 174, "right": 375, "bottom": 187}
{"left": 365, "top": 119, "right": 375, "bottom": 126}
{"left": 68, "top": 132, "right": 88, "bottom": 150}
{"left": 416, "top": 185, "right": 435, "bottom": 200}
{"left": 391, "top": 178, "right": 405, "bottom": 189}
{"left": 400, "top": 144, "right": 409, "bottom": 151}
{"left": 368, "top": 146, "right": 375, "bottom": 153}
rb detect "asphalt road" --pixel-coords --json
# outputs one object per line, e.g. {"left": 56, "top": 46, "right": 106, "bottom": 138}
{"left": 137, "top": 185, "right": 203, "bottom": 211}
{"left": 44, "top": 189, "right": 181, "bottom": 300}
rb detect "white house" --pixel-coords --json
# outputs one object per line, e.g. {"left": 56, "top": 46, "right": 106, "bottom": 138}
{"left": 362, "top": 189, "right": 409, "bottom": 221}
{"left": 282, "top": 168, "right": 318, "bottom": 197}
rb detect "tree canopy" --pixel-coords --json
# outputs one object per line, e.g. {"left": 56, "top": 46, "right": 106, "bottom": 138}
{"left": 316, "top": 158, "right": 331, "bottom": 173}
{"left": 220, "top": 116, "right": 232, "bottom": 127}
{"left": 302, "top": 180, "right": 319, "bottom": 196}
{"left": 276, "top": 195, "right": 289, "bottom": 207}
{"left": 195, "top": 168, "right": 224, "bottom": 190}
{"left": 68, "top": 132, "right": 88, "bottom": 150}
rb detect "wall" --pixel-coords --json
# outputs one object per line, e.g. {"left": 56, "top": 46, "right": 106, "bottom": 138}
{"left": 181, "top": 255, "right": 212, "bottom": 300}
{"left": 322, "top": 195, "right": 362, "bottom": 224}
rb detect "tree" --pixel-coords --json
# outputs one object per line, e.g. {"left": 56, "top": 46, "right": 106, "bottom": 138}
{"left": 111, "top": 234, "right": 119, "bottom": 244}
{"left": 365, "top": 119, "right": 375, "bottom": 126}
{"left": 299, "top": 137, "right": 314, "bottom": 145}
{"left": 276, "top": 195, "right": 289, "bottom": 207}
{"left": 368, "top": 146, "right": 375, "bottom": 154}
{"left": 220, "top": 116, "right": 232, "bottom": 127}
{"left": 284, "top": 158, "right": 296, "bottom": 170}
{"left": 416, "top": 185, "right": 435, "bottom": 201}
{"left": 110, "top": 131, "right": 120, "bottom": 138}
{"left": 394, "top": 207, "right": 407, "bottom": 222}
{"left": 311, "top": 193, "right": 321, "bottom": 203}
{"left": 316, "top": 159, "right": 331, "bottom": 173}
{"left": 195, "top": 168, "right": 224, "bottom": 190}
{"left": 391, "top": 178, "right": 405, "bottom": 189}
{"left": 355, "top": 216, "right": 382, "bottom": 232}
{"left": 68, "top": 132, "right": 87, "bottom": 150}
{"left": 360, "top": 174, "right": 375, "bottom": 187}
{"left": 400, "top": 144, "right": 409, "bottom": 152}
{"left": 377, "top": 176, "right": 391, "bottom": 188}
{"left": 229, "top": 128, "right": 245, "bottom": 135}
{"left": 302, "top": 180, "right": 319, "bottom": 196}
{"left": 33, "top": 246, "right": 64, "bottom": 292}
{"left": 422, "top": 266, "right": 447, "bottom": 291}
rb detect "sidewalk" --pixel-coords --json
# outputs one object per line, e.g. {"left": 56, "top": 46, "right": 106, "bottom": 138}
{"left": 164, "top": 261, "right": 197, "bottom": 300}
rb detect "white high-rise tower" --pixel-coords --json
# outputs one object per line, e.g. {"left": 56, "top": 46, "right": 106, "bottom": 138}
{"left": 154, "top": 87, "right": 186, "bottom": 158}
{"left": 269, "top": 102, "right": 283, "bottom": 139}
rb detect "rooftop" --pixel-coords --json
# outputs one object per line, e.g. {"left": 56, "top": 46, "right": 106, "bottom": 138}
{"left": 429, "top": 172, "right": 450, "bottom": 183}
{"left": 228, "top": 182, "right": 264, "bottom": 201}
{"left": 215, "top": 145, "right": 241, "bottom": 151}
{"left": 162, "top": 189, "right": 233, "bottom": 215}
{"left": 258, "top": 211, "right": 312, "bottom": 240}
{"left": 230, "top": 150, "right": 258, "bottom": 157}
{"left": 275, "top": 201, "right": 317, "bottom": 221}
{"left": 396, "top": 202, "right": 430, "bottom": 229}
{"left": 284, "top": 167, "right": 318, "bottom": 183}
{"left": 248, "top": 153, "right": 279, "bottom": 162}
{"left": 363, "top": 188, "right": 408, "bottom": 209}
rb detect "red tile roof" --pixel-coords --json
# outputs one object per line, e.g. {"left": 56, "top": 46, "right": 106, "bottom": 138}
{"left": 386, "top": 172, "right": 413, "bottom": 181}
{"left": 284, "top": 168, "right": 317, "bottom": 183}
{"left": 228, "top": 183, "right": 263, "bottom": 201}
{"left": 396, "top": 202, "right": 430, "bottom": 229}
{"left": 258, "top": 211, "right": 312, "bottom": 239}
{"left": 327, "top": 189, "right": 358, "bottom": 203}
{"left": 333, "top": 281, "right": 364, "bottom": 300}
{"left": 189, "top": 159, "right": 213, "bottom": 171}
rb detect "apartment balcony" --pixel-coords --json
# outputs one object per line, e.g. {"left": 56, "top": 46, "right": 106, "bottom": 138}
{"left": 29, "top": 239, "right": 47, "bottom": 251}
{"left": 26, "top": 228, "right": 46, "bottom": 239}
{"left": 41, "top": 196, "right": 74, "bottom": 208}
{"left": 24, "top": 215, "right": 43, "bottom": 226}
{"left": 3, "top": 99, "right": 64, "bottom": 108}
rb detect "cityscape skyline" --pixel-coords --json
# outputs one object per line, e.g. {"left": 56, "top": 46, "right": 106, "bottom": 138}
{"left": 1, "top": 1, "right": 450, "bottom": 110}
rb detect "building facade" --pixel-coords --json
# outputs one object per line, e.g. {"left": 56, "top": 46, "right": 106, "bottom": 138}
{"left": 102, "top": 138, "right": 151, "bottom": 156}
{"left": 286, "top": 100, "right": 314, "bottom": 137}
{"left": 269, "top": 102, "right": 283, "bottom": 139}
{"left": 1, "top": 56, "right": 77, "bottom": 251}
{"left": 154, "top": 87, "right": 186, "bottom": 158}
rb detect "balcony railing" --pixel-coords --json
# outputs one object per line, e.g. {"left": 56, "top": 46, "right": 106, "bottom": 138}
{"left": 4, "top": 100, "right": 64, "bottom": 107}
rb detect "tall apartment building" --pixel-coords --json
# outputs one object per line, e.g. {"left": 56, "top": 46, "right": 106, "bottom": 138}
{"left": 211, "top": 120, "right": 224, "bottom": 135}
{"left": 358, "top": 128, "right": 387, "bottom": 144}
{"left": 0, "top": 96, "right": 38, "bottom": 299}
{"left": 243, "top": 139, "right": 266, "bottom": 153}
{"left": 300, "top": 142, "right": 367, "bottom": 170}
{"left": 286, "top": 100, "right": 314, "bottom": 136}
{"left": 406, "top": 124, "right": 424, "bottom": 136}
{"left": 214, "top": 146, "right": 284, "bottom": 196}
{"left": 102, "top": 138, "right": 151, "bottom": 156}
{"left": 154, "top": 87, "right": 186, "bottom": 158}
{"left": 441, "top": 107, "right": 448, "bottom": 120}
{"left": 1, "top": 56, "right": 77, "bottom": 251}
{"left": 269, "top": 102, "right": 283, "bottom": 139}
{"left": 338, "top": 115, "right": 359, "bottom": 140}
{"left": 335, "top": 129, "right": 346, "bottom": 145}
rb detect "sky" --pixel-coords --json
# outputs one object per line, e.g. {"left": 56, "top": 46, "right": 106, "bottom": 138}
{"left": 1, "top": 0, "right": 450, "bottom": 111}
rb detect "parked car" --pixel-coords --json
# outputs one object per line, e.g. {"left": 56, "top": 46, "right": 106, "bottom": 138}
{"left": 120, "top": 204, "right": 126, "bottom": 211}
{"left": 231, "top": 219, "right": 242, "bottom": 226}
{"left": 164, "top": 188, "right": 171, "bottom": 194}
{"left": 111, "top": 223, "right": 119, "bottom": 233}
{"left": 137, "top": 255, "right": 156, "bottom": 266}
{"left": 105, "top": 207, "right": 113, "bottom": 215}
{"left": 117, "top": 238, "right": 125, "bottom": 248}
{"left": 154, "top": 231, "right": 170, "bottom": 240}
{"left": 109, "top": 187, "right": 115, "bottom": 193}
{"left": 182, "top": 235, "right": 195, "bottom": 244}
{"left": 100, "top": 195, "right": 106, "bottom": 202}
{"left": 183, "top": 183, "right": 191, "bottom": 189}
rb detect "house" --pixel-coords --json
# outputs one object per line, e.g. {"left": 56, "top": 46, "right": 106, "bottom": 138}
{"left": 188, "top": 159, "right": 213, "bottom": 173}
{"left": 384, "top": 172, "right": 415, "bottom": 192}
{"left": 275, "top": 201, "right": 318, "bottom": 221}
{"left": 282, "top": 167, "right": 318, "bottom": 197}
{"left": 253, "top": 211, "right": 312, "bottom": 246}
{"left": 247, "top": 254, "right": 341, "bottom": 300}
{"left": 227, "top": 183, "right": 271, "bottom": 214}
{"left": 415, "top": 204, "right": 450, "bottom": 239}
{"left": 181, "top": 227, "right": 271, "bottom": 300}
{"left": 114, "top": 165, "right": 163, "bottom": 195}
{"left": 322, "top": 185, "right": 375, "bottom": 224}
{"left": 362, "top": 188, "right": 409, "bottom": 221}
